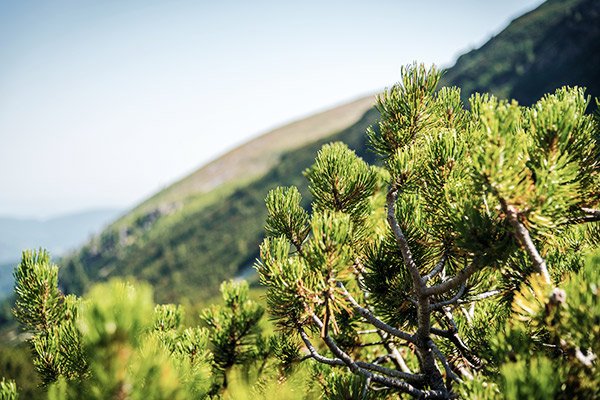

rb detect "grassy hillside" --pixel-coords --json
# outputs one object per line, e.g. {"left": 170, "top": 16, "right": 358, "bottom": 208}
{"left": 440, "top": 0, "right": 600, "bottom": 105}
{"left": 50, "top": 0, "right": 599, "bottom": 304}
{"left": 58, "top": 104, "right": 378, "bottom": 302}
{"left": 119, "top": 95, "right": 375, "bottom": 224}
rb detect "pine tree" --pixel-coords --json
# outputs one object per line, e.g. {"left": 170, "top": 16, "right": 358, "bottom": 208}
{"left": 7, "top": 250, "right": 269, "bottom": 399}
{"left": 257, "top": 63, "right": 600, "bottom": 399}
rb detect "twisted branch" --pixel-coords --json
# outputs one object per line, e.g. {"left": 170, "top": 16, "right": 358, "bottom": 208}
{"left": 337, "top": 281, "right": 415, "bottom": 343}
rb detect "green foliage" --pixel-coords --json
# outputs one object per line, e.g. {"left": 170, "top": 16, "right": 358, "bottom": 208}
{"left": 0, "top": 377, "right": 18, "bottom": 400}
{"left": 201, "top": 280, "right": 265, "bottom": 390}
{"left": 11, "top": 250, "right": 86, "bottom": 386}
{"left": 305, "top": 142, "right": 379, "bottom": 225}
{"left": 6, "top": 250, "right": 239, "bottom": 399}
{"left": 258, "top": 62, "right": 600, "bottom": 399}
{"left": 29, "top": 0, "right": 597, "bottom": 318}
{"left": 0, "top": 345, "right": 43, "bottom": 399}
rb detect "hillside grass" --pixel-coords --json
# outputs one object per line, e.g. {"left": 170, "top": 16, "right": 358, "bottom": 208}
{"left": 59, "top": 107, "right": 380, "bottom": 303}
{"left": 119, "top": 95, "right": 375, "bottom": 223}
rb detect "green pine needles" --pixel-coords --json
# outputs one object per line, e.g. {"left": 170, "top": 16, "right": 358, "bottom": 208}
{"left": 258, "top": 63, "right": 600, "bottom": 399}
{"left": 7, "top": 250, "right": 274, "bottom": 399}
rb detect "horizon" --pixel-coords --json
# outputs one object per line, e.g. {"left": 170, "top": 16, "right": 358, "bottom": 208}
{"left": 0, "top": 0, "right": 544, "bottom": 219}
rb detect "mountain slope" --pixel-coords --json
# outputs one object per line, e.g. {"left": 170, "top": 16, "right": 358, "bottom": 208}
{"left": 58, "top": 101, "right": 377, "bottom": 301}
{"left": 121, "top": 96, "right": 375, "bottom": 223}
{"left": 440, "top": 0, "right": 600, "bottom": 105}
{"left": 57, "top": 0, "right": 599, "bottom": 303}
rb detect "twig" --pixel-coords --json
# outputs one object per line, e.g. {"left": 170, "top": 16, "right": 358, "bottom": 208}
{"left": 423, "top": 260, "right": 480, "bottom": 297}
{"left": 309, "top": 315, "right": 426, "bottom": 383}
{"left": 386, "top": 187, "right": 424, "bottom": 288}
{"left": 358, "top": 341, "right": 388, "bottom": 347}
{"left": 373, "top": 354, "right": 393, "bottom": 365}
{"left": 379, "top": 330, "right": 413, "bottom": 374}
{"left": 337, "top": 281, "right": 416, "bottom": 343}
{"left": 503, "top": 204, "right": 551, "bottom": 285}
{"left": 361, "top": 375, "right": 372, "bottom": 399}
{"left": 429, "top": 341, "right": 462, "bottom": 384}
{"left": 457, "top": 289, "right": 502, "bottom": 304}
{"left": 424, "top": 252, "right": 448, "bottom": 283}
{"left": 581, "top": 207, "right": 600, "bottom": 217}
{"left": 430, "top": 282, "right": 466, "bottom": 311}
{"left": 298, "top": 326, "right": 345, "bottom": 367}
{"left": 358, "top": 329, "right": 379, "bottom": 335}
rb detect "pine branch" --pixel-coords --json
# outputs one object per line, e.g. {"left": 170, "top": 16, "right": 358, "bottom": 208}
{"left": 431, "top": 310, "right": 483, "bottom": 369}
{"left": 336, "top": 281, "right": 416, "bottom": 343}
{"left": 423, "top": 260, "right": 480, "bottom": 297}
{"left": 429, "top": 341, "right": 462, "bottom": 384}
{"left": 429, "top": 282, "right": 466, "bottom": 311}
{"left": 378, "top": 330, "right": 414, "bottom": 373}
{"left": 581, "top": 207, "right": 600, "bottom": 217}
{"left": 456, "top": 289, "right": 502, "bottom": 304}
{"left": 503, "top": 204, "right": 551, "bottom": 285}
{"left": 386, "top": 187, "right": 424, "bottom": 288}
{"left": 298, "top": 325, "right": 425, "bottom": 383}
{"left": 424, "top": 252, "right": 448, "bottom": 283}
{"left": 563, "top": 208, "right": 600, "bottom": 225}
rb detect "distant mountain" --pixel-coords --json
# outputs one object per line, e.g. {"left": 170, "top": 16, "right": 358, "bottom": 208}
{"left": 57, "top": 0, "right": 599, "bottom": 304}
{"left": 0, "top": 209, "right": 121, "bottom": 298}
{"left": 0, "top": 209, "right": 122, "bottom": 263}
{"left": 440, "top": 0, "right": 600, "bottom": 105}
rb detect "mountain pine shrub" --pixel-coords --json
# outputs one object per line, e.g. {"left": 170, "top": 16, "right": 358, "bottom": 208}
{"left": 6, "top": 250, "right": 280, "bottom": 399}
{"left": 257, "top": 63, "right": 600, "bottom": 399}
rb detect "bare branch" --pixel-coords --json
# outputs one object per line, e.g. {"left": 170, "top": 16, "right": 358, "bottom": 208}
{"left": 457, "top": 289, "right": 502, "bottom": 304}
{"left": 354, "top": 362, "right": 426, "bottom": 384}
{"left": 563, "top": 216, "right": 600, "bottom": 224}
{"left": 430, "top": 327, "right": 472, "bottom": 363}
{"left": 430, "top": 282, "right": 466, "bottom": 311}
{"left": 358, "top": 329, "right": 379, "bottom": 335}
{"left": 298, "top": 326, "right": 345, "bottom": 367}
{"left": 309, "top": 315, "right": 426, "bottom": 383}
{"left": 581, "top": 207, "right": 600, "bottom": 217}
{"left": 429, "top": 341, "right": 462, "bottom": 384}
{"left": 562, "top": 207, "right": 600, "bottom": 225}
{"left": 336, "top": 281, "right": 416, "bottom": 343}
{"left": 432, "top": 311, "right": 483, "bottom": 369}
{"left": 386, "top": 187, "right": 424, "bottom": 288}
{"left": 504, "top": 204, "right": 551, "bottom": 285}
{"left": 423, "top": 260, "right": 480, "bottom": 297}
{"left": 379, "top": 330, "right": 414, "bottom": 373}
{"left": 424, "top": 252, "right": 448, "bottom": 283}
{"left": 358, "top": 341, "right": 388, "bottom": 347}
{"left": 373, "top": 354, "right": 394, "bottom": 365}
{"left": 361, "top": 375, "right": 372, "bottom": 399}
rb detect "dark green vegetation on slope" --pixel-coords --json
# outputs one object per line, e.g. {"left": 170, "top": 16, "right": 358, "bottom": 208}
{"left": 440, "top": 0, "right": 600, "bottom": 104}
{"left": 32, "top": 0, "right": 600, "bottom": 304}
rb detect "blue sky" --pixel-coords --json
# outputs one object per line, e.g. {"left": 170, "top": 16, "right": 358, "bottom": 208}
{"left": 0, "top": 0, "right": 544, "bottom": 218}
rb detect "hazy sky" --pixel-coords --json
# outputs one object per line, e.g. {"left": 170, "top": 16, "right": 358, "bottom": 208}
{"left": 0, "top": 0, "right": 544, "bottom": 219}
